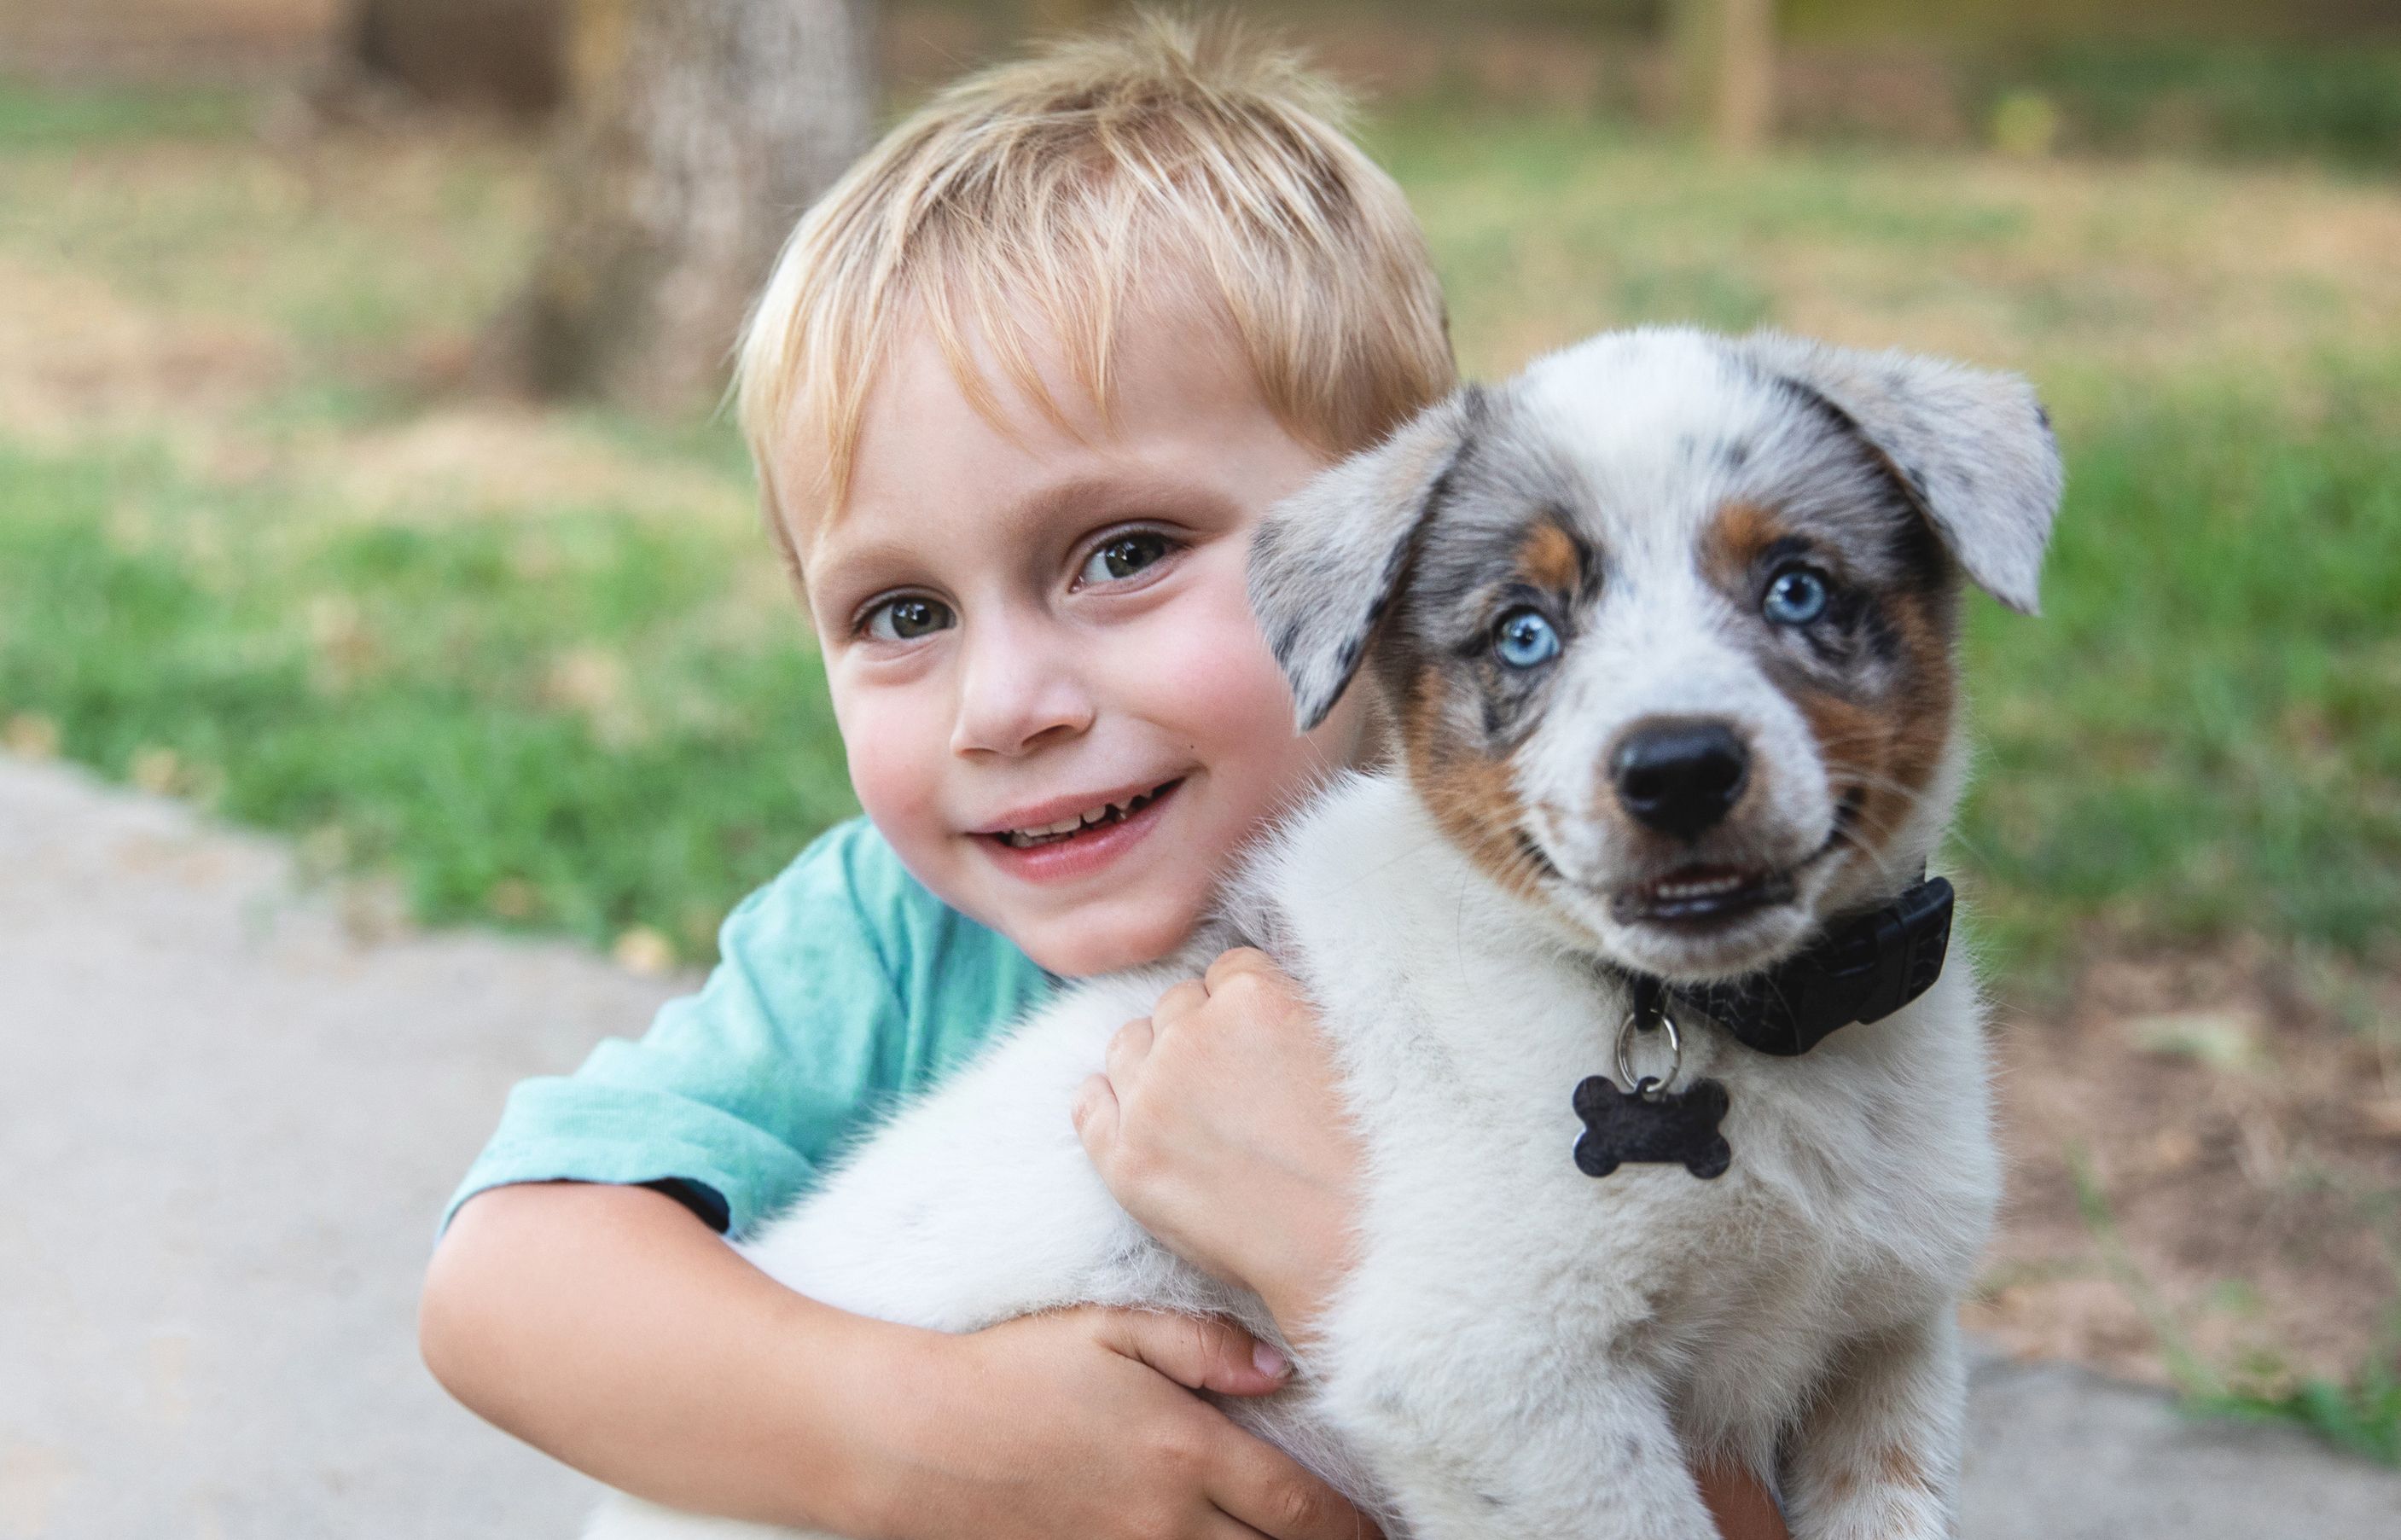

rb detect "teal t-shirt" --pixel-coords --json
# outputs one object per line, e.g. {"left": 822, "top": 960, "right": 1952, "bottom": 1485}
{"left": 444, "top": 817, "right": 1054, "bottom": 1238}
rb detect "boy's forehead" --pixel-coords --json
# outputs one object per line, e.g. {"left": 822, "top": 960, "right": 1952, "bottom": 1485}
{"left": 785, "top": 282, "right": 1310, "bottom": 568}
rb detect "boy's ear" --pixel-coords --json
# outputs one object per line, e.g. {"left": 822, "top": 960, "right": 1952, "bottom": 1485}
{"left": 1738, "top": 332, "right": 2065, "bottom": 614}
{"left": 1249, "top": 387, "right": 1482, "bottom": 731}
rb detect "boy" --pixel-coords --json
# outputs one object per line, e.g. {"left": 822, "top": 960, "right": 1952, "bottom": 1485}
{"left": 421, "top": 17, "right": 1784, "bottom": 1539}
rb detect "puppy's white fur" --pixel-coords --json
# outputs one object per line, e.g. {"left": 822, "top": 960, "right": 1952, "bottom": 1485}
{"left": 588, "top": 328, "right": 2050, "bottom": 1540}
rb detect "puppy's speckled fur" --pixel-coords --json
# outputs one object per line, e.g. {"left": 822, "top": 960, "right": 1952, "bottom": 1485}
{"left": 588, "top": 328, "right": 2062, "bottom": 1540}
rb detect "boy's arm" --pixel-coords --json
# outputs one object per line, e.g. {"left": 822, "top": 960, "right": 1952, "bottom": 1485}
{"left": 427, "top": 826, "right": 1385, "bottom": 1537}
{"left": 423, "top": 1182, "right": 881, "bottom": 1528}
{"left": 421, "top": 1179, "right": 1384, "bottom": 1540}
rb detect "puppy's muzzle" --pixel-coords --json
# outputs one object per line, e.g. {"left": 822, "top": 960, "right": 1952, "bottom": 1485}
{"left": 1612, "top": 718, "right": 1751, "bottom": 840}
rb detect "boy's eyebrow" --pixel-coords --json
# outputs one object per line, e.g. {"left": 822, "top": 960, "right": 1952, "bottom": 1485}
{"left": 1016, "top": 471, "right": 1245, "bottom": 532}
{"left": 810, "top": 470, "right": 1248, "bottom": 602}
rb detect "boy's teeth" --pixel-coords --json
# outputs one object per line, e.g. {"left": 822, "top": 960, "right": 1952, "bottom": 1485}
{"left": 998, "top": 786, "right": 1166, "bottom": 848}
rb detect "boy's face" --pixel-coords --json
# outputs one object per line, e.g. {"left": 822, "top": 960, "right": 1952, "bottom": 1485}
{"left": 788, "top": 298, "right": 1371, "bottom": 975}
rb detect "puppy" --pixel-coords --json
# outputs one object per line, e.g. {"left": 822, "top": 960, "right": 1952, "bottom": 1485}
{"left": 588, "top": 326, "right": 2061, "bottom": 1540}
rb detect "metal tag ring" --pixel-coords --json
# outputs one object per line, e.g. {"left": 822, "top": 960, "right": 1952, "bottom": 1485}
{"left": 1615, "top": 1002, "right": 1683, "bottom": 1096}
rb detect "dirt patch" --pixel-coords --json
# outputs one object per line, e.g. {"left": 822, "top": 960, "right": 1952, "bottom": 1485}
{"left": 1972, "top": 944, "right": 2401, "bottom": 1392}
{"left": 0, "top": 258, "right": 288, "bottom": 444}
{"left": 318, "top": 407, "right": 753, "bottom": 529}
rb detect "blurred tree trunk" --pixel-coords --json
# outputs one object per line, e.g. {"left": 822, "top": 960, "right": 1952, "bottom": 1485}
{"left": 517, "top": 0, "right": 874, "bottom": 410}
{"left": 1670, "top": 0, "right": 1776, "bottom": 153}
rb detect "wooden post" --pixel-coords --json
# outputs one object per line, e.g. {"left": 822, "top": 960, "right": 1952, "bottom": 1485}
{"left": 1670, "top": 0, "right": 1776, "bottom": 154}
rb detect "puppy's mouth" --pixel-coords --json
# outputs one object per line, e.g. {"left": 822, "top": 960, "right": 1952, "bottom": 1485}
{"left": 1609, "top": 863, "right": 1796, "bottom": 927}
{"left": 1601, "top": 788, "right": 1864, "bottom": 932}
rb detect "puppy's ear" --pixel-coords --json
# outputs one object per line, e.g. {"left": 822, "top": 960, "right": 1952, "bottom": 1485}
{"left": 1741, "top": 332, "right": 2064, "bottom": 613}
{"left": 1249, "top": 388, "right": 1481, "bottom": 731}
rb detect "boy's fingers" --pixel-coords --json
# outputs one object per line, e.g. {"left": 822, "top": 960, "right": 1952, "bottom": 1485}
{"left": 1098, "top": 1308, "right": 1288, "bottom": 1397}
{"left": 1153, "top": 977, "right": 1209, "bottom": 1027}
{"left": 1071, "top": 1072, "right": 1118, "bottom": 1153}
{"left": 1204, "top": 946, "right": 1276, "bottom": 989}
{"left": 1208, "top": 1430, "right": 1384, "bottom": 1540}
{"left": 1105, "top": 1017, "right": 1154, "bottom": 1088}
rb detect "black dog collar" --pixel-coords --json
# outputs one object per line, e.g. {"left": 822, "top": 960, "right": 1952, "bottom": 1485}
{"left": 1572, "top": 876, "right": 1956, "bottom": 1182}
{"left": 1648, "top": 875, "right": 1956, "bottom": 1057}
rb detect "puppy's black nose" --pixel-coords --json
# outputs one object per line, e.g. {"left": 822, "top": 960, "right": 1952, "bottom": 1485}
{"left": 1613, "top": 719, "right": 1750, "bottom": 840}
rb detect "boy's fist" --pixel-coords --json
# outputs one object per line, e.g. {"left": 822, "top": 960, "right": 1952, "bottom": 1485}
{"left": 1072, "top": 948, "right": 1361, "bottom": 1343}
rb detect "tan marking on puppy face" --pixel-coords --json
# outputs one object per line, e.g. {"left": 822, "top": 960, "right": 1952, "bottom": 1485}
{"left": 1700, "top": 499, "right": 1785, "bottom": 589}
{"left": 1396, "top": 656, "right": 1554, "bottom": 903}
{"left": 1514, "top": 519, "right": 1582, "bottom": 594}
{"left": 1788, "top": 584, "right": 1956, "bottom": 861}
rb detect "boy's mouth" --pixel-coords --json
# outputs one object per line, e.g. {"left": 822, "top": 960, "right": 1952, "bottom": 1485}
{"left": 985, "top": 779, "right": 1183, "bottom": 850}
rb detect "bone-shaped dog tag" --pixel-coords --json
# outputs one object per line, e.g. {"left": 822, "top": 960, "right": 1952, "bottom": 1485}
{"left": 1572, "top": 1075, "right": 1732, "bottom": 1179}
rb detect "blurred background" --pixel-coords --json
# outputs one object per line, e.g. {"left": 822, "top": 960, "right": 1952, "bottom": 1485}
{"left": 1, "top": 0, "right": 2394, "bottom": 1474}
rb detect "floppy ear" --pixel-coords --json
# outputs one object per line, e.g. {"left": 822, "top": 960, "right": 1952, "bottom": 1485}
{"left": 1248, "top": 388, "right": 1481, "bottom": 731}
{"left": 1739, "top": 332, "right": 2064, "bottom": 613}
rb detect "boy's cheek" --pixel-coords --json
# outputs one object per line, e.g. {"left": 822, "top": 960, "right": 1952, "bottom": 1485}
{"left": 1110, "top": 584, "right": 1299, "bottom": 741}
{"left": 837, "top": 695, "right": 952, "bottom": 857}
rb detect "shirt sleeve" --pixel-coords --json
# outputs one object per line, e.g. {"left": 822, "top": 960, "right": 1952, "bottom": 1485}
{"left": 441, "top": 819, "right": 1051, "bottom": 1239}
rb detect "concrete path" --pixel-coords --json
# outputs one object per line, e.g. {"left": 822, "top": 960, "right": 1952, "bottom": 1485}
{"left": 3, "top": 754, "right": 2395, "bottom": 1537}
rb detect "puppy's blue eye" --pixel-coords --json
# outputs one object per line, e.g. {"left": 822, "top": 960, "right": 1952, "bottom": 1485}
{"left": 1763, "top": 566, "right": 1831, "bottom": 626}
{"left": 1492, "top": 607, "right": 1561, "bottom": 669}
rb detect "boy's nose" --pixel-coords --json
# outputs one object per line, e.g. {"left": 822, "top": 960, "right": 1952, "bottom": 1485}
{"left": 951, "top": 626, "right": 1096, "bottom": 757}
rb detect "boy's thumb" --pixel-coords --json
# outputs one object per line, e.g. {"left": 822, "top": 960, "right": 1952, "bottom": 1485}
{"left": 1102, "top": 1309, "right": 1291, "bottom": 1397}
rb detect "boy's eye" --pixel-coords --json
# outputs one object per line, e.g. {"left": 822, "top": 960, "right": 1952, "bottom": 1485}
{"left": 1078, "top": 532, "right": 1173, "bottom": 586}
{"left": 861, "top": 595, "right": 955, "bottom": 642}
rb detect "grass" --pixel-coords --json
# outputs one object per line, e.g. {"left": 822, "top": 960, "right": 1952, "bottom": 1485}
{"left": 0, "top": 439, "right": 852, "bottom": 961}
{"left": 0, "top": 81, "right": 2396, "bottom": 980}
{"left": 1960, "top": 363, "right": 2401, "bottom": 971}
{"left": 1975, "top": 42, "right": 2401, "bottom": 168}
{"left": 2192, "top": 1362, "right": 2401, "bottom": 1467}
{"left": 0, "top": 79, "right": 252, "bottom": 150}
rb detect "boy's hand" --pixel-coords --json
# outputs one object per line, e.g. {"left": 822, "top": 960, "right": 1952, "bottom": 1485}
{"left": 1073, "top": 947, "right": 1360, "bottom": 1342}
{"left": 887, "top": 1304, "right": 1381, "bottom": 1540}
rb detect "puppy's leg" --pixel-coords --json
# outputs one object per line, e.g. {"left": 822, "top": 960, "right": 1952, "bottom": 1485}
{"left": 1314, "top": 1331, "right": 1718, "bottom": 1540}
{"left": 1781, "top": 1310, "right": 1965, "bottom": 1540}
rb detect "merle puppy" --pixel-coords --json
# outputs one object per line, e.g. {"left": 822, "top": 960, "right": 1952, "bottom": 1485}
{"left": 588, "top": 326, "right": 2062, "bottom": 1540}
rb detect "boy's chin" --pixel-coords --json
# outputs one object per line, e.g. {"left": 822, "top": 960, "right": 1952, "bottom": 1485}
{"left": 1009, "top": 898, "right": 1204, "bottom": 978}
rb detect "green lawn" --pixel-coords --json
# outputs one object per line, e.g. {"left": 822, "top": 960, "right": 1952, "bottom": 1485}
{"left": 1, "top": 84, "right": 2396, "bottom": 985}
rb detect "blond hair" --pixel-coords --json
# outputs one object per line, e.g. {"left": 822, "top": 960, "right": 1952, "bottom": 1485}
{"left": 734, "top": 10, "right": 1455, "bottom": 555}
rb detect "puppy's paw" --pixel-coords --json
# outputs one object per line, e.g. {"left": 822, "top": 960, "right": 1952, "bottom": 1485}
{"left": 1786, "top": 1452, "right": 1955, "bottom": 1540}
